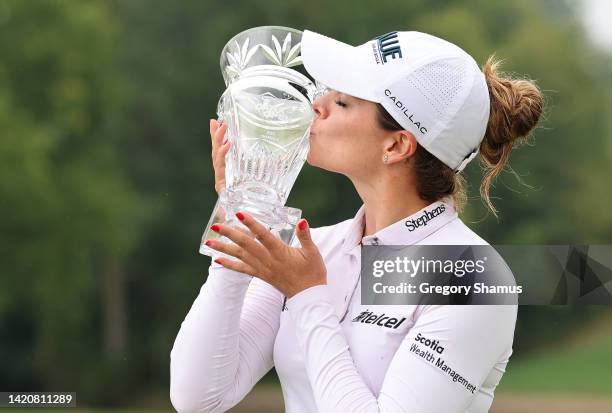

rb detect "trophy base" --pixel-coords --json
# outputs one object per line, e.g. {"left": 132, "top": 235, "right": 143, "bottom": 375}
{"left": 199, "top": 189, "right": 302, "bottom": 259}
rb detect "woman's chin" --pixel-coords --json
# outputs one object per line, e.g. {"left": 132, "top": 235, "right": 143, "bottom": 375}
{"left": 306, "top": 154, "right": 325, "bottom": 169}
{"left": 306, "top": 150, "right": 341, "bottom": 172}
{"left": 305, "top": 156, "right": 338, "bottom": 174}
{"left": 306, "top": 151, "right": 317, "bottom": 166}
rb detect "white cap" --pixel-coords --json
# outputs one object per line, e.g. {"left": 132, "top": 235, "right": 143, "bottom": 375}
{"left": 301, "top": 30, "right": 490, "bottom": 172}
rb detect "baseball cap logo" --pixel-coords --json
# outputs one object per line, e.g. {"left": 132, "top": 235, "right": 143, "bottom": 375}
{"left": 374, "top": 31, "right": 403, "bottom": 64}
{"left": 384, "top": 89, "right": 428, "bottom": 135}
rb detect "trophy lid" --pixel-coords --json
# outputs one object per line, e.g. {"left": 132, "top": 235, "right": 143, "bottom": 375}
{"left": 220, "top": 26, "right": 307, "bottom": 86}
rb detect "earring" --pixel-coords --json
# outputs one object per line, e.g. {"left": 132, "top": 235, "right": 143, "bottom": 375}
{"left": 383, "top": 154, "right": 389, "bottom": 164}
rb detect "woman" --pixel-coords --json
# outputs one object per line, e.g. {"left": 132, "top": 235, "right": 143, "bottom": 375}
{"left": 170, "top": 30, "right": 543, "bottom": 413}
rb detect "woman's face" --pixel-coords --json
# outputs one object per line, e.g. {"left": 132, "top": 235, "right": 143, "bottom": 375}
{"left": 307, "top": 90, "right": 389, "bottom": 179}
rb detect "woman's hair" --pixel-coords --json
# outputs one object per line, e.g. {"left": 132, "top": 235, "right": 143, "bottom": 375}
{"left": 376, "top": 55, "right": 543, "bottom": 217}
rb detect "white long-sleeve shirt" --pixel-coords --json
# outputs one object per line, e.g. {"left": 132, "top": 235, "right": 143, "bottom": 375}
{"left": 170, "top": 199, "right": 517, "bottom": 413}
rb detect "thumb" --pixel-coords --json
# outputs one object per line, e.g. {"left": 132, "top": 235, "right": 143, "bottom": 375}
{"left": 295, "top": 218, "right": 315, "bottom": 249}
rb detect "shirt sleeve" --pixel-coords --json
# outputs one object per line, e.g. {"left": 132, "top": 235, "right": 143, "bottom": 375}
{"left": 287, "top": 285, "right": 517, "bottom": 413}
{"left": 170, "top": 263, "right": 284, "bottom": 413}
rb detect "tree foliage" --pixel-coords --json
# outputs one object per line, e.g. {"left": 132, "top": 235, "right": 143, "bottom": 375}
{"left": 1, "top": 0, "right": 610, "bottom": 405}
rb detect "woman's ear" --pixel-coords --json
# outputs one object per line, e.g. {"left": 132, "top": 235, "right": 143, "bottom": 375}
{"left": 383, "top": 130, "right": 418, "bottom": 164}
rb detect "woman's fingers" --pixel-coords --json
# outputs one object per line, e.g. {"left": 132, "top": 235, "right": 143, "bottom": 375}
{"left": 210, "top": 119, "right": 228, "bottom": 156}
{"left": 235, "top": 212, "right": 280, "bottom": 251}
{"left": 213, "top": 121, "right": 227, "bottom": 148}
{"left": 233, "top": 224, "right": 257, "bottom": 239}
{"left": 210, "top": 119, "right": 224, "bottom": 147}
{"left": 218, "top": 137, "right": 230, "bottom": 156}
{"left": 210, "top": 119, "right": 229, "bottom": 194}
{"left": 213, "top": 256, "right": 257, "bottom": 276}
{"left": 211, "top": 224, "right": 267, "bottom": 258}
{"left": 209, "top": 118, "right": 219, "bottom": 138}
{"left": 204, "top": 238, "right": 248, "bottom": 262}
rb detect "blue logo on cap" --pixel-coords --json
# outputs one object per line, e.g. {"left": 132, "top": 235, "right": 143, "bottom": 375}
{"left": 375, "top": 31, "right": 403, "bottom": 64}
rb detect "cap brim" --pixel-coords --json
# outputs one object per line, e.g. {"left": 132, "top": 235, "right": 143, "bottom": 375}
{"left": 301, "top": 30, "right": 379, "bottom": 102}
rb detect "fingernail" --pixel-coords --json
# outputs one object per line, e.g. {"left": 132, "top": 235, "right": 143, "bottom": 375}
{"left": 214, "top": 258, "right": 222, "bottom": 265}
{"left": 236, "top": 212, "right": 245, "bottom": 221}
{"left": 211, "top": 224, "right": 221, "bottom": 232}
{"left": 222, "top": 138, "right": 228, "bottom": 145}
{"left": 205, "top": 240, "right": 213, "bottom": 247}
{"left": 298, "top": 219, "right": 308, "bottom": 231}
{"left": 210, "top": 119, "right": 214, "bottom": 128}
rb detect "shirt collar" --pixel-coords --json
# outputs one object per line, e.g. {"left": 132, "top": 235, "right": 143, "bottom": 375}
{"left": 341, "top": 197, "right": 458, "bottom": 252}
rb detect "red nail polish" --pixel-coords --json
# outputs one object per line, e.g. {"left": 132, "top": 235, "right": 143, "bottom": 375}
{"left": 214, "top": 258, "right": 222, "bottom": 265}
{"left": 298, "top": 219, "right": 308, "bottom": 231}
{"left": 205, "top": 240, "right": 213, "bottom": 247}
{"left": 222, "top": 138, "right": 228, "bottom": 145}
{"left": 236, "top": 212, "right": 245, "bottom": 221}
{"left": 211, "top": 224, "right": 220, "bottom": 232}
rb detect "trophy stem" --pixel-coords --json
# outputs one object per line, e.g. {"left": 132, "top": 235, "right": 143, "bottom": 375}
{"left": 199, "top": 189, "right": 302, "bottom": 259}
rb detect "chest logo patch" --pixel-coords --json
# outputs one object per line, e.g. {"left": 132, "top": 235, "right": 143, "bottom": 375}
{"left": 352, "top": 309, "right": 406, "bottom": 329}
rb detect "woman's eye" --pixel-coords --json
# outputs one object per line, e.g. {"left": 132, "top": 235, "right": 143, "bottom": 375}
{"left": 335, "top": 100, "right": 347, "bottom": 107}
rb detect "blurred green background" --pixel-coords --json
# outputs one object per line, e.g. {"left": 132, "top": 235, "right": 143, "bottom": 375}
{"left": 1, "top": 0, "right": 611, "bottom": 411}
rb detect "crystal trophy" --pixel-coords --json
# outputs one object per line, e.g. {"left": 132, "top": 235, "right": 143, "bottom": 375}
{"left": 199, "top": 26, "right": 317, "bottom": 258}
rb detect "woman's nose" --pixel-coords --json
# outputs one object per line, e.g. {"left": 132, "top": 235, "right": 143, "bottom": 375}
{"left": 313, "top": 97, "right": 328, "bottom": 119}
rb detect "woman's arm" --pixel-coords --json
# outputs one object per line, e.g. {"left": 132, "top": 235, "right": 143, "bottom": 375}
{"left": 287, "top": 285, "right": 517, "bottom": 413}
{"left": 170, "top": 264, "right": 283, "bottom": 413}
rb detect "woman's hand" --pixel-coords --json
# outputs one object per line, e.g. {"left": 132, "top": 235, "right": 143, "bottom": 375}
{"left": 210, "top": 119, "right": 230, "bottom": 194}
{"left": 204, "top": 212, "right": 327, "bottom": 298}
